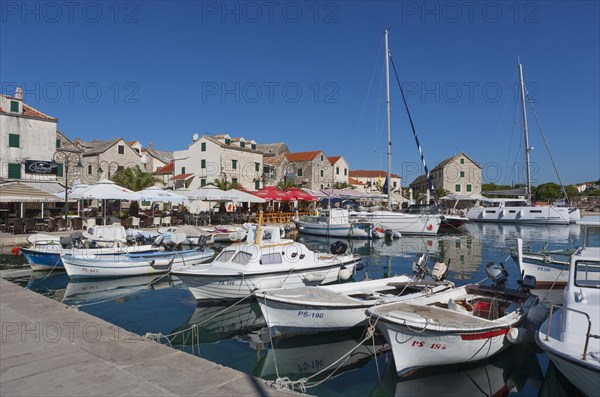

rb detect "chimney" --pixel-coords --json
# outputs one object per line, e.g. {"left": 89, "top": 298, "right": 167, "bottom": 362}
{"left": 15, "top": 87, "right": 23, "bottom": 100}
{"left": 148, "top": 142, "right": 154, "bottom": 150}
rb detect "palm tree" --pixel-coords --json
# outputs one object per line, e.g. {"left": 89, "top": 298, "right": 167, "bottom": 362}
{"left": 276, "top": 180, "right": 300, "bottom": 190}
{"left": 111, "top": 167, "right": 163, "bottom": 191}
{"left": 210, "top": 177, "right": 239, "bottom": 191}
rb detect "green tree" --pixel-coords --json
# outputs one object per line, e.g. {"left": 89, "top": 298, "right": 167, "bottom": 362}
{"left": 565, "top": 185, "right": 579, "bottom": 198}
{"left": 210, "top": 177, "right": 239, "bottom": 191}
{"left": 111, "top": 167, "right": 163, "bottom": 191}
{"left": 532, "top": 182, "right": 562, "bottom": 202}
{"left": 588, "top": 189, "right": 600, "bottom": 197}
{"left": 333, "top": 182, "right": 355, "bottom": 190}
{"left": 435, "top": 188, "right": 450, "bottom": 198}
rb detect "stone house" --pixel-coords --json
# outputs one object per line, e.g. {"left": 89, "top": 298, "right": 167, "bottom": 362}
{"left": 409, "top": 152, "right": 482, "bottom": 196}
{"left": 0, "top": 88, "right": 61, "bottom": 182}
{"left": 173, "top": 134, "right": 263, "bottom": 191}
{"left": 285, "top": 151, "right": 333, "bottom": 190}
{"left": 328, "top": 156, "right": 350, "bottom": 185}
{"left": 143, "top": 143, "right": 173, "bottom": 174}
{"left": 75, "top": 138, "right": 142, "bottom": 183}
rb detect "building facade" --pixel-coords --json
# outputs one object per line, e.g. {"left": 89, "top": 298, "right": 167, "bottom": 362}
{"left": 76, "top": 138, "right": 143, "bottom": 183}
{"left": 285, "top": 151, "right": 333, "bottom": 190}
{"left": 349, "top": 170, "right": 401, "bottom": 193}
{"left": 328, "top": 156, "right": 350, "bottom": 186}
{"left": 409, "top": 152, "right": 482, "bottom": 196}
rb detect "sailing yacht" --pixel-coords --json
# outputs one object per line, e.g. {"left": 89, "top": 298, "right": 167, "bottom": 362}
{"left": 466, "top": 63, "right": 580, "bottom": 225}
{"left": 348, "top": 30, "right": 443, "bottom": 236}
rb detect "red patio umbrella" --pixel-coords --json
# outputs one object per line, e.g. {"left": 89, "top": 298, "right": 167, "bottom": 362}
{"left": 285, "top": 187, "right": 318, "bottom": 202}
{"left": 253, "top": 186, "right": 293, "bottom": 201}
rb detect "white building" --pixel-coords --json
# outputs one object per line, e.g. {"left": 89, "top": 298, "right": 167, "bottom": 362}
{"left": 0, "top": 88, "right": 60, "bottom": 182}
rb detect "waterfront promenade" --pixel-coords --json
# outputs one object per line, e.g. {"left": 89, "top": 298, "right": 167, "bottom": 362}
{"left": 0, "top": 277, "right": 301, "bottom": 396}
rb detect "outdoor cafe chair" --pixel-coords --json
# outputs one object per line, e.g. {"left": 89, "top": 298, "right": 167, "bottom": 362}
{"left": 152, "top": 217, "right": 161, "bottom": 228}
{"left": 130, "top": 216, "right": 141, "bottom": 229}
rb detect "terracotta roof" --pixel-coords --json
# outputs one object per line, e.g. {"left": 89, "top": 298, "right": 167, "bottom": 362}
{"left": 155, "top": 161, "right": 174, "bottom": 174}
{"left": 286, "top": 151, "right": 322, "bottom": 162}
{"left": 348, "top": 177, "right": 363, "bottom": 185}
{"left": 171, "top": 173, "right": 194, "bottom": 180}
{"left": 0, "top": 95, "right": 58, "bottom": 121}
{"left": 263, "top": 155, "right": 287, "bottom": 166}
{"left": 349, "top": 170, "right": 400, "bottom": 178}
{"left": 128, "top": 141, "right": 140, "bottom": 146}
{"left": 328, "top": 156, "right": 342, "bottom": 165}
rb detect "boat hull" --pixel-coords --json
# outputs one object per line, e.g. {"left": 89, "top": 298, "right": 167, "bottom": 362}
{"left": 349, "top": 211, "right": 441, "bottom": 235}
{"left": 62, "top": 249, "right": 214, "bottom": 279}
{"left": 466, "top": 206, "right": 572, "bottom": 225}
{"left": 175, "top": 258, "right": 360, "bottom": 301}
{"left": 294, "top": 221, "right": 372, "bottom": 239}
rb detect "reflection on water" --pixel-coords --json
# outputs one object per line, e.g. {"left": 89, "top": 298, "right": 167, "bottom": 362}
{"left": 371, "top": 343, "right": 543, "bottom": 397}
{"left": 6, "top": 220, "right": 598, "bottom": 397}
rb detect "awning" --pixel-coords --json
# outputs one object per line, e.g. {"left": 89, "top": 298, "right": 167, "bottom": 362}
{"left": 0, "top": 181, "right": 63, "bottom": 202}
{"left": 23, "top": 181, "right": 64, "bottom": 194}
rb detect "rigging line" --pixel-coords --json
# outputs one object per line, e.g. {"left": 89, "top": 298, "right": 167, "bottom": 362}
{"left": 388, "top": 55, "right": 438, "bottom": 205}
{"left": 491, "top": 68, "right": 518, "bottom": 182}
{"left": 349, "top": 36, "right": 385, "bottom": 165}
{"left": 525, "top": 89, "right": 569, "bottom": 201}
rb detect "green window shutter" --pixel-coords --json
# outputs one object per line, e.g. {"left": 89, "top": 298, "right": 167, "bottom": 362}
{"left": 8, "top": 134, "right": 19, "bottom": 148}
{"left": 201, "top": 160, "right": 206, "bottom": 169}
{"left": 240, "top": 141, "right": 245, "bottom": 148}
{"left": 232, "top": 178, "right": 238, "bottom": 185}
{"left": 182, "top": 167, "right": 186, "bottom": 174}
{"left": 460, "top": 171, "right": 465, "bottom": 177}
{"left": 455, "top": 184, "right": 461, "bottom": 192}
{"left": 320, "top": 169, "right": 323, "bottom": 177}
{"left": 344, "top": 169, "right": 347, "bottom": 176}
{"left": 56, "top": 139, "right": 61, "bottom": 148}
{"left": 466, "top": 184, "right": 472, "bottom": 192}
{"left": 336, "top": 167, "right": 339, "bottom": 175}
{"left": 297, "top": 168, "right": 303, "bottom": 177}
{"left": 7, "top": 163, "right": 21, "bottom": 179}
{"left": 201, "top": 142, "right": 206, "bottom": 151}
{"left": 232, "top": 160, "right": 237, "bottom": 169}
{"left": 56, "top": 163, "right": 64, "bottom": 177}
{"left": 10, "top": 101, "right": 19, "bottom": 112}
{"left": 225, "top": 138, "right": 231, "bottom": 145}
{"left": 201, "top": 178, "right": 206, "bottom": 187}
{"left": 254, "top": 180, "right": 260, "bottom": 190}
{"left": 255, "top": 162, "right": 260, "bottom": 172}
{"left": 251, "top": 143, "right": 256, "bottom": 150}
{"left": 460, "top": 158, "right": 465, "bottom": 164}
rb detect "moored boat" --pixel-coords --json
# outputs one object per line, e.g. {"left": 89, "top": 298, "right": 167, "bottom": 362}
{"left": 294, "top": 208, "right": 379, "bottom": 239}
{"left": 367, "top": 262, "right": 541, "bottom": 375}
{"left": 255, "top": 254, "right": 453, "bottom": 335}
{"left": 172, "top": 222, "right": 361, "bottom": 301}
{"left": 535, "top": 221, "right": 600, "bottom": 397}
{"left": 61, "top": 247, "right": 215, "bottom": 279}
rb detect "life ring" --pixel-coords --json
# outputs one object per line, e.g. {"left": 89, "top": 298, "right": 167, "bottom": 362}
{"left": 226, "top": 202, "right": 234, "bottom": 212}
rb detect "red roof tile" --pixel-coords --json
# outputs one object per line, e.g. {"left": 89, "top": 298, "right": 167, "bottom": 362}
{"left": 155, "top": 161, "right": 174, "bottom": 174}
{"left": 171, "top": 173, "right": 194, "bottom": 180}
{"left": 349, "top": 170, "right": 400, "bottom": 178}
{"left": 0, "top": 96, "right": 57, "bottom": 121}
{"left": 348, "top": 177, "right": 363, "bottom": 185}
{"left": 286, "top": 151, "right": 322, "bottom": 162}
{"left": 328, "top": 156, "right": 341, "bottom": 165}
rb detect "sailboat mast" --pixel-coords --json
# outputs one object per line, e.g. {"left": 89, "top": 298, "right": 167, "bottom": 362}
{"left": 518, "top": 62, "right": 532, "bottom": 203}
{"left": 384, "top": 30, "right": 392, "bottom": 206}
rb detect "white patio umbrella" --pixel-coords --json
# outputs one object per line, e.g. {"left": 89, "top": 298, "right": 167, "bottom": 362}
{"left": 185, "top": 186, "right": 238, "bottom": 223}
{"left": 69, "top": 179, "right": 142, "bottom": 224}
{"left": 137, "top": 186, "right": 186, "bottom": 203}
{"left": 228, "top": 189, "right": 266, "bottom": 204}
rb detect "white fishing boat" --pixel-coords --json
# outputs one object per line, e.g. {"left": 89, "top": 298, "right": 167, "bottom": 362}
{"left": 21, "top": 226, "right": 158, "bottom": 271}
{"left": 294, "top": 208, "right": 381, "bottom": 239}
{"left": 349, "top": 210, "right": 441, "bottom": 236}
{"left": 367, "top": 262, "right": 541, "bottom": 375}
{"left": 61, "top": 247, "right": 215, "bottom": 279}
{"left": 466, "top": 63, "right": 580, "bottom": 225}
{"left": 172, "top": 219, "right": 361, "bottom": 301}
{"left": 514, "top": 220, "right": 599, "bottom": 288}
{"left": 536, "top": 221, "right": 600, "bottom": 397}
{"left": 255, "top": 254, "right": 453, "bottom": 335}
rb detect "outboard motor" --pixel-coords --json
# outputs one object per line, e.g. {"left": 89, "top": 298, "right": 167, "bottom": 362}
{"left": 197, "top": 235, "right": 208, "bottom": 249}
{"left": 486, "top": 262, "right": 509, "bottom": 288}
{"left": 431, "top": 259, "right": 450, "bottom": 281}
{"left": 412, "top": 253, "right": 429, "bottom": 279}
{"left": 385, "top": 229, "right": 394, "bottom": 241}
{"left": 330, "top": 241, "right": 348, "bottom": 255}
{"left": 518, "top": 270, "right": 536, "bottom": 292}
{"left": 59, "top": 236, "right": 71, "bottom": 248}
{"left": 135, "top": 234, "right": 146, "bottom": 245}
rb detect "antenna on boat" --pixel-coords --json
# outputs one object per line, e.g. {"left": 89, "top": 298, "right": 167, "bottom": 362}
{"left": 384, "top": 29, "right": 392, "bottom": 207}
{"left": 518, "top": 61, "right": 533, "bottom": 204}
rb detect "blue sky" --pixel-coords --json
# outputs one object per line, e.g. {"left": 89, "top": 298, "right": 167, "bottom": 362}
{"left": 2, "top": 1, "right": 598, "bottom": 186}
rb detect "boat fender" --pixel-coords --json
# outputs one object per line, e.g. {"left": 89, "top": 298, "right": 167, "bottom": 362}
{"left": 11, "top": 246, "right": 21, "bottom": 256}
{"left": 150, "top": 259, "right": 172, "bottom": 270}
{"left": 338, "top": 266, "right": 352, "bottom": 281}
{"left": 507, "top": 327, "right": 533, "bottom": 344}
{"left": 255, "top": 279, "right": 283, "bottom": 290}
{"left": 448, "top": 298, "right": 473, "bottom": 314}
{"left": 303, "top": 272, "right": 326, "bottom": 283}
{"left": 330, "top": 241, "right": 348, "bottom": 255}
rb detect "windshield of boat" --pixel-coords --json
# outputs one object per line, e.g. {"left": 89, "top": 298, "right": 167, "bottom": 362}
{"left": 214, "top": 250, "right": 235, "bottom": 263}
{"left": 574, "top": 260, "right": 600, "bottom": 288}
{"left": 232, "top": 251, "right": 253, "bottom": 265}
{"left": 260, "top": 253, "right": 283, "bottom": 265}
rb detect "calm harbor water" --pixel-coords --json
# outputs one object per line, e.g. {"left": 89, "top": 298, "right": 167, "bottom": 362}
{"left": 4, "top": 220, "right": 598, "bottom": 397}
